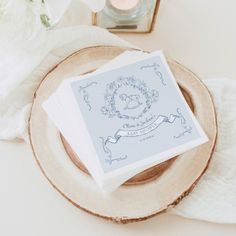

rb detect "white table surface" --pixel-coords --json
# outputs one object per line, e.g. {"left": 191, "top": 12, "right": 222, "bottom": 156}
{"left": 1, "top": 0, "right": 236, "bottom": 235}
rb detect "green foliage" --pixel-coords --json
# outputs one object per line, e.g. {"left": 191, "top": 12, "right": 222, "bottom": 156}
{"left": 29, "top": 0, "right": 51, "bottom": 28}
{"left": 40, "top": 14, "right": 50, "bottom": 28}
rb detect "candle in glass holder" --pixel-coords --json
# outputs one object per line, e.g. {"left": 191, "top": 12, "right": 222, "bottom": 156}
{"left": 93, "top": 0, "right": 159, "bottom": 32}
{"left": 104, "top": 0, "right": 149, "bottom": 23}
{"left": 109, "top": 0, "right": 139, "bottom": 11}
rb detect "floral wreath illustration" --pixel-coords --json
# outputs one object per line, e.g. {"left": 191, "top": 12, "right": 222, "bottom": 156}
{"left": 99, "top": 76, "right": 192, "bottom": 165}
{"left": 101, "top": 76, "right": 159, "bottom": 120}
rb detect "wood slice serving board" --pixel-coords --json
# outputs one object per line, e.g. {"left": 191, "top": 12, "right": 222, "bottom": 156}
{"left": 29, "top": 46, "right": 217, "bottom": 223}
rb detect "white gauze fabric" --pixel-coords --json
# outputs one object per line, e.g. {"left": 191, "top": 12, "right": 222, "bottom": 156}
{"left": 170, "top": 78, "right": 236, "bottom": 224}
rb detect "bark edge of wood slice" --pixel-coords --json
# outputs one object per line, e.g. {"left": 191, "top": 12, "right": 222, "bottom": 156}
{"left": 29, "top": 46, "right": 217, "bottom": 223}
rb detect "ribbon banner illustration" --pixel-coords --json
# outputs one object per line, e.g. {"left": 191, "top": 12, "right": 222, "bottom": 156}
{"left": 104, "top": 114, "right": 180, "bottom": 145}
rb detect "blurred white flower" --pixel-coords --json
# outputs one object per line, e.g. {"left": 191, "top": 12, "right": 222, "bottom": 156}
{"left": 0, "top": 0, "right": 106, "bottom": 36}
{"left": 0, "top": 0, "right": 107, "bottom": 88}
{"left": 44, "top": 0, "right": 106, "bottom": 28}
{"left": 79, "top": 0, "right": 106, "bottom": 12}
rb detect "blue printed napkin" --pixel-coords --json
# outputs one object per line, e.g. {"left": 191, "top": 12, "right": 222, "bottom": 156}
{"left": 43, "top": 51, "right": 208, "bottom": 192}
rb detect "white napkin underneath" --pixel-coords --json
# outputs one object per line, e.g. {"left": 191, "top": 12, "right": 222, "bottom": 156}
{"left": 0, "top": 24, "right": 235, "bottom": 223}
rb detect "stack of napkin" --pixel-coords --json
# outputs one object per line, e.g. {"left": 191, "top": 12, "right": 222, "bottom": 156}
{"left": 43, "top": 50, "right": 208, "bottom": 192}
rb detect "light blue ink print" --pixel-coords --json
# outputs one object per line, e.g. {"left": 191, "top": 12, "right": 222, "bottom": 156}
{"left": 122, "top": 114, "right": 156, "bottom": 129}
{"left": 101, "top": 76, "right": 159, "bottom": 120}
{"left": 140, "top": 62, "right": 166, "bottom": 86}
{"left": 100, "top": 108, "right": 189, "bottom": 164}
{"left": 173, "top": 108, "right": 192, "bottom": 139}
{"left": 78, "top": 82, "right": 97, "bottom": 111}
{"left": 99, "top": 137, "right": 127, "bottom": 164}
{"left": 174, "top": 126, "right": 192, "bottom": 138}
{"left": 119, "top": 94, "right": 142, "bottom": 110}
{"left": 70, "top": 54, "right": 202, "bottom": 173}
